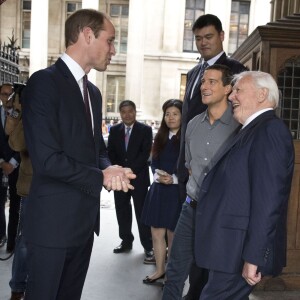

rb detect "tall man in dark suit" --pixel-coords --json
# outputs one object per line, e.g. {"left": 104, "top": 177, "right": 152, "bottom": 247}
{"left": 195, "top": 71, "right": 294, "bottom": 299}
{"left": 107, "top": 100, "right": 153, "bottom": 262}
{"left": 0, "top": 83, "right": 21, "bottom": 253}
{"left": 22, "top": 9, "right": 136, "bottom": 300}
{"left": 168, "top": 14, "right": 247, "bottom": 300}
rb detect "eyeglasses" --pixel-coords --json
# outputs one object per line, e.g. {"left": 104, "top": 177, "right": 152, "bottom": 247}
{"left": 0, "top": 93, "right": 12, "bottom": 97}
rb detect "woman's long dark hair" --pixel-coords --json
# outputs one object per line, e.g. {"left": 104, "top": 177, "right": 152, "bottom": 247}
{"left": 152, "top": 99, "right": 183, "bottom": 159}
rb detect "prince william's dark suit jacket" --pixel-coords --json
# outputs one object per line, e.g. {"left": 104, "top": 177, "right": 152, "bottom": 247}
{"left": 194, "top": 110, "right": 294, "bottom": 276}
{"left": 22, "top": 58, "right": 110, "bottom": 248}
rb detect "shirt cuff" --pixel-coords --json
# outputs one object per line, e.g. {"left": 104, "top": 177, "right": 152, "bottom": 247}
{"left": 9, "top": 158, "right": 19, "bottom": 169}
{"left": 153, "top": 173, "right": 160, "bottom": 182}
{"left": 172, "top": 174, "right": 178, "bottom": 184}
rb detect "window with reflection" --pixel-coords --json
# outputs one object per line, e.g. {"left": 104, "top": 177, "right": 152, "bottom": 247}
{"left": 228, "top": 0, "right": 250, "bottom": 55}
{"left": 22, "top": 0, "right": 31, "bottom": 48}
{"left": 106, "top": 75, "right": 125, "bottom": 114}
{"left": 66, "top": 2, "right": 82, "bottom": 19}
{"left": 180, "top": 74, "right": 187, "bottom": 100}
{"left": 183, "top": 0, "right": 205, "bottom": 52}
{"left": 278, "top": 58, "right": 300, "bottom": 140}
{"left": 110, "top": 4, "right": 129, "bottom": 54}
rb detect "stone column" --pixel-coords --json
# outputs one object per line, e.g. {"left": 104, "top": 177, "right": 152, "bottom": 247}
{"left": 205, "top": 0, "right": 231, "bottom": 52}
{"left": 29, "top": 0, "right": 49, "bottom": 75}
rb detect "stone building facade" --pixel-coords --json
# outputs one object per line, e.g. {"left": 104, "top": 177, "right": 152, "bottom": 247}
{"left": 0, "top": 0, "right": 270, "bottom": 121}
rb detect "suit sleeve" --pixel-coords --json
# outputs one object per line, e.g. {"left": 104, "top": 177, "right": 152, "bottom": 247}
{"left": 150, "top": 155, "right": 159, "bottom": 175}
{"left": 185, "top": 120, "right": 193, "bottom": 170}
{"left": 130, "top": 125, "right": 152, "bottom": 174}
{"left": 107, "top": 126, "right": 118, "bottom": 165}
{"left": 98, "top": 135, "right": 111, "bottom": 169}
{"left": 242, "top": 120, "right": 294, "bottom": 268}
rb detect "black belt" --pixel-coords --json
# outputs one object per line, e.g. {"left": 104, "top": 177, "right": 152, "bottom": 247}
{"left": 186, "top": 195, "right": 197, "bottom": 209}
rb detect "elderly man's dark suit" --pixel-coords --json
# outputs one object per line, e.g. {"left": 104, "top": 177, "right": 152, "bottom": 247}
{"left": 108, "top": 121, "right": 152, "bottom": 251}
{"left": 177, "top": 52, "right": 247, "bottom": 298}
{"left": 0, "top": 105, "right": 21, "bottom": 251}
{"left": 22, "top": 58, "right": 111, "bottom": 299}
{"left": 195, "top": 110, "right": 294, "bottom": 299}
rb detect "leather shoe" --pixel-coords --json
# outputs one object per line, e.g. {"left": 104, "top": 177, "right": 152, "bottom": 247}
{"left": 113, "top": 243, "right": 132, "bottom": 253}
{"left": 143, "top": 273, "right": 165, "bottom": 284}
{"left": 10, "top": 291, "right": 25, "bottom": 300}
{"left": 6, "top": 247, "right": 14, "bottom": 253}
{"left": 182, "top": 295, "right": 194, "bottom": 300}
{"left": 0, "top": 236, "right": 7, "bottom": 248}
{"left": 144, "top": 249, "right": 155, "bottom": 264}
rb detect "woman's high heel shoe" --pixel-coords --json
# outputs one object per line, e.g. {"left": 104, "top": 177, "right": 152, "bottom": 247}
{"left": 143, "top": 273, "right": 165, "bottom": 284}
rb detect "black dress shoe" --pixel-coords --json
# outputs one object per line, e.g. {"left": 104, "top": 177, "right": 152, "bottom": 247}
{"left": 0, "top": 236, "right": 7, "bottom": 248}
{"left": 6, "top": 247, "right": 14, "bottom": 253}
{"left": 143, "top": 273, "right": 165, "bottom": 284}
{"left": 113, "top": 243, "right": 132, "bottom": 253}
{"left": 10, "top": 291, "right": 25, "bottom": 300}
{"left": 182, "top": 295, "right": 195, "bottom": 300}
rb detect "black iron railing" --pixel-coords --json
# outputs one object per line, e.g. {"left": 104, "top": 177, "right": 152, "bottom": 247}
{"left": 0, "top": 42, "right": 19, "bottom": 84}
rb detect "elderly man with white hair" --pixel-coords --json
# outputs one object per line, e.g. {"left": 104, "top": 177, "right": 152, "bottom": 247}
{"left": 194, "top": 71, "right": 295, "bottom": 300}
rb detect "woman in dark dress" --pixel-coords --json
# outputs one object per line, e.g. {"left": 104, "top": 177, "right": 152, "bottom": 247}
{"left": 142, "top": 99, "right": 182, "bottom": 284}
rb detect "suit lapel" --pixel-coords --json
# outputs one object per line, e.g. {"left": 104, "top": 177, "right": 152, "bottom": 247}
{"left": 56, "top": 59, "right": 97, "bottom": 159}
{"left": 209, "top": 110, "right": 277, "bottom": 172}
{"left": 184, "top": 63, "right": 202, "bottom": 103}
{"left": 215, "top": 52, "right": 227, "bottom": 65}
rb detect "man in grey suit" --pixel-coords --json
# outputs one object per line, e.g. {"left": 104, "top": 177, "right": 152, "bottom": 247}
{"left": 23, "top": 9, "right": 135, "bottom": 300}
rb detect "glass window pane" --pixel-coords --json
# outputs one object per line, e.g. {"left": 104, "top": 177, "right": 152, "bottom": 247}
{"left": 180, "top": 74, "right": 187, "bottom": 100}
{"left": 23, "top": 0, "right": 31, "bottom": 10}
{"left": 110, "top": 4, "right": 129, "bottom": 54}
{"left": 111, "top": 4, "right": 120, "bottom": 16}
{"left": 195, "top": 0, "right": 205, "bottom": 9}
{"left": 122, "top": 5, "right": 129, "bottom": 16}
{"left": 185, "top": 9, "right": 194, "bottom": 20}
{"left": 183, "top": 0, "right": 205, "bottom": 52}
{"left": 195, "top": 10, "right": 203, "bottom": 20}
{"left": 183, "top": 40, "right": 193, "bottom": 51}
{"left": 106, "top": 76, "right": 125, "bottom": 114}
{"left": 67, "top": 3, "right": 76, "bottom": 12}
{"left": 22, "top": 7, "right": 31, "bottom": 48}
{"left": 186, "top": 0, "right": 195, "bottom": 9}
{"left": 229, "top": 1, "right": 250, "bottom": 55}
{"left": 240, "top": 14, "right": 249, "bottom": 23}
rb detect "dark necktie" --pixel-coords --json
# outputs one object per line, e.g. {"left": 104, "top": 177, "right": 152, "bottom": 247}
{"left": 83, "top": 75, "right": 92, "bottom": 125}
{"left": 191, "top": 61, "right": 209, "bottom": 99}
{"left": 125, "top": 126, "right": 131, "bottom": 150}
{"left": 198, "top": 61, "right": 209, "bottom": 81}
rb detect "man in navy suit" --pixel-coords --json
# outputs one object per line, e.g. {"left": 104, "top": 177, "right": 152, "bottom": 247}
{"left": 0, "top": 83, "right": 21, "bottom": 253}
{"left": 22, "top": 9, "right": 135, "bottom": 300}
{"left": 195, "top": 71, "right": 295, "bottom": 299}
{"left": 108, "top": 100, "right": 153, "bottom": 262}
